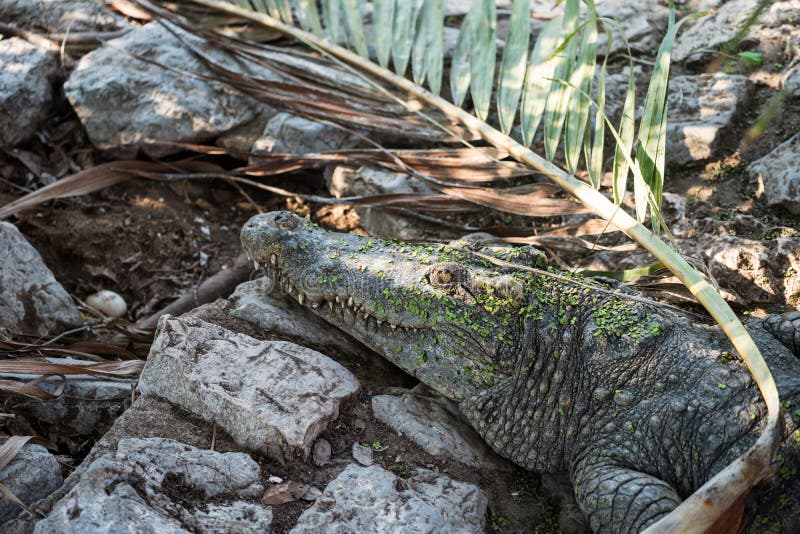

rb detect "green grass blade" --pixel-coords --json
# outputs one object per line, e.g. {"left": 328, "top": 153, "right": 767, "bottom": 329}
{"left": 322, "top": 0, "right": 342, "bottom": 43}
{"left": 276, "top": 0, "right": 292, "bottom": 23}
{"left": 373, "top": 0, "right": 395, "bottom": 67}
{"left": 391, "top": 0, "right": 417, "bottom": 75}
{"left": 469, "top": 0, "right": 496, "bottom": 121}
{"left": 519, "top": 15, "right": 562, "bottom": 146}
{"left": 497, "top": 0, "right": 531, "bottom": 134}
{"left": 585, "top": 26, "right": 608, "bottom": 189}
{"left": 612, "top": 67, "right": 635, "bottom": 204}
{"left": 295, "top": 0, "right": 323, "bottom": 34}
{"left": 634, "top": 4, "right": 703, "bottom": 225}
{"left": 450, "top": 8, "right": 473, "bottom": 107}
{"left": 342, "top": 0, "right": 368, "bottom": 57}
{"left": 543, "top": 0, "right": 579, "bottom": 159}
{"left": 564, "top": 13, "right": 597, "bottom": 173}
{"left": 412, "top": 0, "right": 444, "bottom": 94}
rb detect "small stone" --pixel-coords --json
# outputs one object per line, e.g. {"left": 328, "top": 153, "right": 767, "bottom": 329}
{"left": 352, "top": 443, "right": 374, "bottom": 466}
{"left": 312, "top": 439, "right": 332, "bottom": 467}
{"left": 0, "top": 443, "right": 62, "bottom": 523}
{"left": 749, "top": 132, "right": 800, "bottom": 216}
{"left": 0, "top": 222, "right": 81, "bottom": 336}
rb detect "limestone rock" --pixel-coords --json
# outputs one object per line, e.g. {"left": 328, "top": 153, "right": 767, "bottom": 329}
{"left": 372, "top": 393, "right": 509, "bottom": 470}
{"left": 252, "top": 112, "right": 361, "bottom": 155}
{"left": 596, "top": 0, "right": 669, "bottom": 56}
{"left": 230, "top": 277, "right": 369, "bottom": 357}
{"left": 0, "top": 222, "right": 81, "bottom": 336}
{"left": 326, "top": 165, "right": 435, "bottom": 239}
{"left": 351, "top": 443, "right": 374, "bottom": 466}
{"left": 674, "top": 0, "right": 800, "bottom": 63}
{"left": 34, "top": 437, "right": 271, "bottom": 534}
{"left": 64, "top": 22, "right": 267, "bottom": 158}
{"left": 138, "top": 315, "right": 359, "bottom": 461}
{"left": 0, "top": 443, "right": 62, "bottom": 523}
{"left": 666, "top": 73, "right": 750, "bottom": 165}
{"left": 749, "top": 132, "right": 800, "bottom": 215}
{"left": 291, "top": 464, "right": 488, "bottom": 533}
{"left": 0, "top": 0, "right": 128, "bottom": 33}
{"left": 0, "top": 38, "right": 57, "bottom": 147}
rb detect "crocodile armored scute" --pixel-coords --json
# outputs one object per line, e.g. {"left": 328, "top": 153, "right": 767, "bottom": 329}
{"left": 241, "top": 211, "right": 800, "bottom": 533}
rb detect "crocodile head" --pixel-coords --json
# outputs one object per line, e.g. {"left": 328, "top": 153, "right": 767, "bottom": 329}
{"left": 241, "top": 211, "right": 551, "bottom": 400}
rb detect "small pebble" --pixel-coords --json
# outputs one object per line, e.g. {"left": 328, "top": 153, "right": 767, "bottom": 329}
{"left": 312, "top": 439, "right": 331, "bottom": 467}
{"left": 268, "top": 475, "right": 283, "bottom": 484}
{"left": 352, "top": 443, "right": 373, "bottom": 466}
{"left": 86, "top": 290, "right": 127, "bottom": 318}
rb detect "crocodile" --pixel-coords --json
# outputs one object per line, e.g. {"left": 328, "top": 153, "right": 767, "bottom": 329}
{"left": 241, "top": 211, "right": 800, "bottom": 533}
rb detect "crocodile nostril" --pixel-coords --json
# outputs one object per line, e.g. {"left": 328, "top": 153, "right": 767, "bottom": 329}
{"left": 273, "top": 212, "right": 299, "bottom": 230}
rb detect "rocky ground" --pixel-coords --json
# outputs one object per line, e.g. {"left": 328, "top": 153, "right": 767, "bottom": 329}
{"left": 0, "top": 0, "right": 798, "bottom": 532}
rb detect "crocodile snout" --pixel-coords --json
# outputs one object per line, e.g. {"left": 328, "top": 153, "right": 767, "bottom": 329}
{"left": 241, "top": 211, "right": 309, "bottom": 265}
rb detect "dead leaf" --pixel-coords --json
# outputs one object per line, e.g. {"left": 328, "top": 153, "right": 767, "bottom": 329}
{"left": 261, "top": 481, "right": 311, "bottom": 505}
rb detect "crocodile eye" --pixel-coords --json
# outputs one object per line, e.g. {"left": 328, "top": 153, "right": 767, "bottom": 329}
{"left": 427, "top": 263, "right": 465, "bottom": 289}
{"left": 273, "top": 212, "right": 298, "bottom": 230}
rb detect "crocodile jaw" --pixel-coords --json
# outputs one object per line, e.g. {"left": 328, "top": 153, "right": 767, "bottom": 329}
{"left": 240, "top": 211, "right": 505, "bottom": 399}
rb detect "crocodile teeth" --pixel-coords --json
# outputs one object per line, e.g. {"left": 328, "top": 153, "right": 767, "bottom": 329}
{"left": 298, "top": 293, "right": 306, "bottom": 305}
{"left": 327, "top": 301, "right": 334, "bottom": 310}
{"left": 335, "top": 296, "right": 341, "bottom": 304}
{"left": 347, "top": 297, "right": 354, "bottom": 307}
{"left": 377, "top": 320, "right": 383, "bottom": 326}
{"left": 390, "top": 324, "right": 397, "bottom": 330}
{"left": 311, "top": 302, "right": 319, "bottom": 309}
{"left": 253, "top": 261, "right": 259, "bottom": 270}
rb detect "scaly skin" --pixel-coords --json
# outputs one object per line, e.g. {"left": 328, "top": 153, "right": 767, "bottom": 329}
{"left": 241, "top": 211, "right": 800, "bottom": 533}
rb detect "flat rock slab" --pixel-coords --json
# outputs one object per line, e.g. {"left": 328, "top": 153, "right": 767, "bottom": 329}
{"left": 65, "top": 21, "right": 265, "bottom": 158}
{"left": 0, "top": 37, "right": 57, "bottom": 147}
{"left": 34, "top": 437, "right": 271, "bottom": 534}
{"left": 0, "top": 443, "right": 62, "bottom": 523}
{"left": 372, "top": 393, "right": 510, "bottom": 470}
{"left": 139, "top": 315, "right": 359, "bottom": 461}
{"left": 230, "top": 277, "right": 369, "bottom": 357}
{"left": 0, "top": 222, "right": 81, "bottom": 336}
{"left": 291, "top": 464, "right": 488, "bottom": 533}
{"left": 749, "top": 132, "right": 800, "bottom": 215}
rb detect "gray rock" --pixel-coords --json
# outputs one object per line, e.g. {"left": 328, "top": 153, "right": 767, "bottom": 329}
{"left": 312, "top": 439, "right": 331, "bottom": 466}
{"left": 65, "top": 22, "right": 267, "bottom": 158}
{"left": 784, "top": 64, "right": 800, "bottom": 97}
{"left": 230, "top": 277, "right": 370, "bottom": 357}
{"left": 351, "top": 443, "right": 374, "bottom": 466}
{"left": 0, "top": 443, "right": 62, "bottom": 523}
{"left": 138, "top": 315, "right": 359, "bottom": 461}
{"left": 0, "top": 222, "right": 81, "bottom": 336}
{"left": 34, "top": 437, "right": 271, "bottom": 534}
{"left": 252, "top": 112, "right": 361, "bottom": 155}
{"left": 291, "top": 464, "right": 488, "bottom": 533}
{"left": 673, "top": 0, "right": 758, "bottom": 62}
{"left": 0, "top": 38, "right": 57, "bottom": 147}
{"left": 674, "top": 0, "right": 800, "bottom": 63}
{"left": 666, "top": 73, "right": 750, "bottom": 165}
{"left": 0, "top": 0, "right": 129, "bottom": 33}
{"left": 372, "top": 393, "right": 509, "bottom": 470}
{"left": 596, "top": 0, "right": 669, "bottom": 56}
{"left": 602, "top": 71, "right": 749, "bottom": 165}
{"left": 326, "top": 165, "right": 435, "bottom": 239}
{"left": 4, "top": 359, "right": 134, "bottom": 448}
{"left": 749, "top": 132, "right": 800, "bottom": 215}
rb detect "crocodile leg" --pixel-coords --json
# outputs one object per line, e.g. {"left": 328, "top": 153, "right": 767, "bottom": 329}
{"left": 572, "top": 458, "right": 681, "bottom": 534}
{"left": 765, "top": 310, "right": 800, "bottom": 357}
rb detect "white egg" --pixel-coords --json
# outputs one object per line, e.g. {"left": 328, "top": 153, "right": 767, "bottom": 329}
{"left": 86, "top": 290, "right": 128, "bottom": 318}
